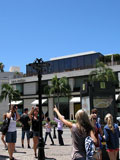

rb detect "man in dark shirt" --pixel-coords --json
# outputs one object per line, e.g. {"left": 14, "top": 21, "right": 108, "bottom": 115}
{"left": 19, "top": 108, "right": 31, "bottom": 148}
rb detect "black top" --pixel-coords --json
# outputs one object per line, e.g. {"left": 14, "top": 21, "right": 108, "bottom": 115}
{"left": 32, "top": 116, "right": 39, "bottom": 132}
{"left": 20, "top": 114, "right": 30, "bottom": 131}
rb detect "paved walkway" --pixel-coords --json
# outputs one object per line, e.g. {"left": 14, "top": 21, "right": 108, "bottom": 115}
{"left": 0, "top": 128, "right": 120, "bottom": 160}
{"left": 0, "top": 128, "right": 72, "bottom": 160}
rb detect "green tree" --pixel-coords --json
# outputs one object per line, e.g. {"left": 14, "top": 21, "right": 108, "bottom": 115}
{"left": 44, "top": 75, "right": 71, "bottom": 109}
{"left": 14, "top": 71, "right": 22, "bottom": 78}
{"left": 89, "top": 61, "right": 117, "bottom": 83}
{"left": 0, "top": 62, "right": 4, "bottom": 72}
{"left": 0, "top": 83, "right": 21, "bottom": 108}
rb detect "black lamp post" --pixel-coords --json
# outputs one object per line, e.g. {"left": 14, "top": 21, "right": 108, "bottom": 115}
{"left": 29, "top": 58, "right": 49, "bottom": 160}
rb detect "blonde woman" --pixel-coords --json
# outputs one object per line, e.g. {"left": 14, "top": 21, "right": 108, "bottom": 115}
{"left": 54, "top": 105, "right": 97, "bottom": 160}
{"left": 104, "top": 113, "right": 119, "bottom": 160}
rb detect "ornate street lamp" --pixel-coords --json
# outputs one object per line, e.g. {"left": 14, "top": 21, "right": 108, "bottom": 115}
{"left": 29, "top": 58, "right": 49, "bottom": 160}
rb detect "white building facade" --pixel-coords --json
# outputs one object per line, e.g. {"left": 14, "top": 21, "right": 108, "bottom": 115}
{"left": 1, "top": 51, "right": 120, "bottom": 121}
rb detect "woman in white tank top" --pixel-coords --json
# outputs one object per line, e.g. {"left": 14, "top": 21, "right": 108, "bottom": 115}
{"left": 6, "top": 105, "right": 20, "bottom": 160}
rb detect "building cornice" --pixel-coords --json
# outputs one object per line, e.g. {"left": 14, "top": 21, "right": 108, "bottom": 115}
{"left": 10, "top": 64, "right": 120, "bottom": 84}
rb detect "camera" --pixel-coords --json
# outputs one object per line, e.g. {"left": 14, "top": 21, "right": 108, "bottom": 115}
{"left": 13, "top": 106, "right": 16, "bottom": 109}
{"left": 12, "top": 106, "right": 17, "bottom": 112}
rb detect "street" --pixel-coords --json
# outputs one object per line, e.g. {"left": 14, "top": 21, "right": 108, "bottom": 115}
{"left": 0, "top": 128, "right": 72, "bottom": 160}
{"left": 0, "top": 127, "right": 119, "bottom": 160}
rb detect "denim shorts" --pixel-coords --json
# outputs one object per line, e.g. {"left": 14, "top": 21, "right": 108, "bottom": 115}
{"left": 33, "top": 131, "right": 39, "bottom": 137}
{"left": 22, "top": 130, "right": 30, "bottom": 140}
{"left": 6, "top": 131, "right": 17, "bottom": 143}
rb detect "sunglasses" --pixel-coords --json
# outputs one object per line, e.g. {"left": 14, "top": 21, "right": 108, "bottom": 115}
{"left": 92, "top": 112, "right": 97, "bottom": 114}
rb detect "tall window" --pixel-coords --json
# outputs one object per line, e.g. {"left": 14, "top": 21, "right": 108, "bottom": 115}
{"left": 74, "top": 76, "right": 88, "bottom": 92}
{"left": 84, "top": 55, "right": 92, "bottom": 68}
{"left": 71, "top": 57, "right": 77, "bottom": 70}
{"left": 58, "top": 59, "right": 65, "bottom": 72}
{"left": 64, "top": 58, "right": 71, "bottom": 71}
{"left": 16, "top": 84, "right": 23, "bottom": 94}
{"left": 53, "top": 61, "right": 59, "bottom": 73}
{"left": 54, "top": 97, "right": 69, "bottom": 119}
{"left": 41, "top": 81, "right": 48, "bottom": 94}
{"left": 77, "top": 56, "right": 84, "bottom": 69}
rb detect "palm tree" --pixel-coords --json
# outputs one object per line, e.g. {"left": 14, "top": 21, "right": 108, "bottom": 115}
{"left": 0, "top": 83, "right": 21, "bottom": 108}
{"left": 0, "top": 62, "right": 4, "bottom": 72}
{"left": 44, "top": 75, "right": 71, "bottom": 109}
{"left": 14, "top": 71, "right": 22, "bottom": 78}
{"left": 89, "top": 61, "right": 117, "bottom": 83}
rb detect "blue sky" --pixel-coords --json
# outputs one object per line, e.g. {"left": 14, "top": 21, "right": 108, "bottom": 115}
{"left": 0, "top": 0, "right": 120, "bottom": 73}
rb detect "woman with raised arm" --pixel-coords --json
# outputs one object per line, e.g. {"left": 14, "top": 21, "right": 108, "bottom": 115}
{"left": 6, "top": 105, "right": 20, "bottom": 160}
{"left": 54, "top": 105, "right": 97, "bottom": 160}
{"left": 104, "top": 113, "right": 119, "bottom": 160}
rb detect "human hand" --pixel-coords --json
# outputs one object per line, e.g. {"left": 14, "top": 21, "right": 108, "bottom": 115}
{"left": 12, "top": 106, "right": 17, "bottom": 113}
{"left": 32, "top": 106, "right": 34, "bottom": 110}
{"left": 53, "top": 105, "right": 58, "bottom": 112}
{"left": 15, "top": 106, "right": 18, "bottom": 112}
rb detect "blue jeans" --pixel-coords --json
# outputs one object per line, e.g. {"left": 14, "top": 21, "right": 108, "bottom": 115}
{"left": 6, "top": 131, "right": 17, "bottom": 143}
{"left": 22, "top": 130, "right": 30, "bottom": 140}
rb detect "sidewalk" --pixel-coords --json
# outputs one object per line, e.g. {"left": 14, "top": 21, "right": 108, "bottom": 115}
{"left": 0, "top": 128, "right": 72, "bottom": 160}
{"left": 0, "top": 128, "right": 119, "bottom": 160}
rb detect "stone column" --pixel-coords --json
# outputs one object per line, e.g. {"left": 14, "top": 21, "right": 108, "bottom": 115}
{"left": 48, "top": 97, "right": 54, "bottom": 120}
{"left": 69, "top": 101, "right": 74, "bottom": 120}
{"left": 69, "top": 78, "right": 74, "bottom": 120}
{"left": 69, "top": 78, "right": 74, "bottom": 92}
{"left": 118, "top": 72, "right": 120, "bottom": 88}
{"left": 47, "top": 80, "right": 54, "bottom": 119}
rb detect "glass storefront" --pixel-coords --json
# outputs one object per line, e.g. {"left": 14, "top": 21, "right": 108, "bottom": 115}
{"left": 54, "top": 97, "right": 69, "bottom": 119}
{"left": 26, "top": 52, "right": 102, "bottom": 75}
{"left": 74, "top": 103, "right": 81, "bottom": 118}
{"left": 74, "top": 76, "right": 88, "bottom": 92}
{"left": 16, "top": 84, "right": 23, "bottom": 94}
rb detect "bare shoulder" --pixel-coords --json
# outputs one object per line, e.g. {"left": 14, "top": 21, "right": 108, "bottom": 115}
{"left": 6, "top": 112, "right": 11, "bottom": 118}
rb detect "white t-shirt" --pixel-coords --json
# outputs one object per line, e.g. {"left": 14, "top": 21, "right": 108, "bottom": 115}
{"left": 8, "top": 114, "right": 16, "bottom": 132}
{"left": 45, "top": 123, "right": 51, "bottom": 133}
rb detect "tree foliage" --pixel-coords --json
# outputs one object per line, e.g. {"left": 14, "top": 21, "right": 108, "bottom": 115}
{"left": 89, "top": 61, "right": 117, "bottom": 83}
{"left": 0, "top": 62, "right": 4, "bottom": 72}
{"left": 0, "top": 83, "right": 21, "bottom": 106}
{"left": 44, "top": 75, "right": 71, "bottom": 109}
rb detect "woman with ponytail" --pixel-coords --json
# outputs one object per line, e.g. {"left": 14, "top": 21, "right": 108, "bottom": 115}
{"left": 104, "top": 113, "right": 119, "bottom": 160}
{"left": 54, "top": 105, "right": 97, "bottom": 160}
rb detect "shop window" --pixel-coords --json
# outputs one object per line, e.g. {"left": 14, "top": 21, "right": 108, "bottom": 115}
{"left": 54, "top": 97, "right": 69, "bottom": 119}
{"left": 16, "top": 84, "right": 23, "bottom": 94}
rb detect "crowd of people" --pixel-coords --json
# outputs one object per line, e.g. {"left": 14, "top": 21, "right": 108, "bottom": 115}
{"left": 0, "top": 105, "right": 119, "bottom": 160}
{"left": 54, "top": 106, "right": 119, "bottom": 160}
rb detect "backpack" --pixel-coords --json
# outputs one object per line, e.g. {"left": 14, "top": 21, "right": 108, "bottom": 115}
{"left": 85, "top": 136, "right": 98, "bottom": 159}
{"left": 0, "top": 118, "right": 10, "bottom": 134}
{"left": 85, "top": 136, "right": 95, "bottom": 157}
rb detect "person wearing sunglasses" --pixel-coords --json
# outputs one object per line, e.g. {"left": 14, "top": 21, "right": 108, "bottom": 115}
{"left": 90, "top": 111, "right": 103, "bottom": 160}
{"left": 91, "top": 109, "right": 101, "bottom": 125}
